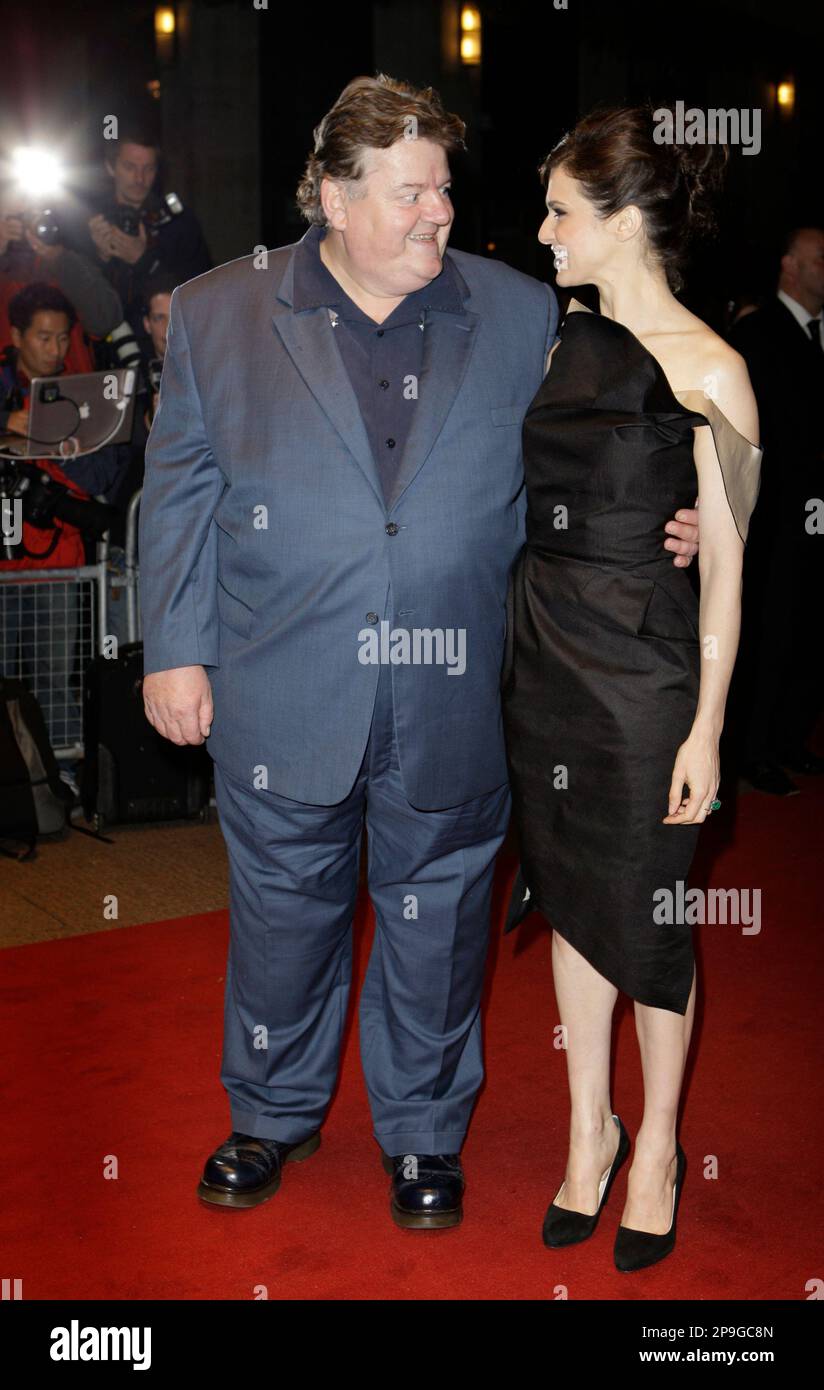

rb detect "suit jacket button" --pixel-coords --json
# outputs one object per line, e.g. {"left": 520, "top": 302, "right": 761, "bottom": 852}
{"left": 385, "top": 522, "right": 399, "bottom": 535}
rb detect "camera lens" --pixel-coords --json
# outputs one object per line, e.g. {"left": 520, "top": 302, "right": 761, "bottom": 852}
{"left": 28, "top": 208, "right": 61, "bottom": 244}
{"left": 113, "top": 207, "right": 141, "bottom": 237}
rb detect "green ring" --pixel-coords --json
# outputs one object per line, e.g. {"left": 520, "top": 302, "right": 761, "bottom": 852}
{"left": 710, "top": 799, "right": 722, "bottom": 811}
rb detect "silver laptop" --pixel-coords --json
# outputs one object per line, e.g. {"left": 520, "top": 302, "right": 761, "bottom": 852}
{"left": 0, "top": 368, "right": 137, "bottom": 459}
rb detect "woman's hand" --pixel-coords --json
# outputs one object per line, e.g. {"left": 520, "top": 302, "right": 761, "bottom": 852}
{"left": 663, "top": 727, "right": 720, "bottom": 824}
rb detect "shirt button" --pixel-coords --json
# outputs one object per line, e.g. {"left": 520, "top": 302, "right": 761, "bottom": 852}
{"left": 378, "top": 379, "right": 389, "bottom": 389}
{"left": 366, "top": 612, "right": 379, "bottom": 623}
{"left": 385, "top": 522, "right": 399, "bottom": 535}
{"left": 376, "top": 329, "right": 385, "bottom": 337}
{"left": 386, "top": 438, "right": 396, "bottom": 448}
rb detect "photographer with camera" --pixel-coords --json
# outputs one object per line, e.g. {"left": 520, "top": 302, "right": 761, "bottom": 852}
{"left": 0, "top": 283, "right": 126, "bottom": 780}
{"left": 0, "top": 198, "right": 124, "bottom": 374}
{"left": 141, "top": 272, "right": 173, "bottom": 418}
{"left": 84, "top": 119, "right": 211, "bottom": 336}
{"left": 102, "top": 272, "right": 176, "bottom": 646}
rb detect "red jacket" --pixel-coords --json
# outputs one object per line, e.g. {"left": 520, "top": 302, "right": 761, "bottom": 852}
{"left": 0, "top": 257, "right": 98, "bottom": 571}
{"left": 0, "top": 381, "right": 88, "bottom": 572}
{"left": 0, "top": 257, "right": 96, "bottom": 377}
{"left": 1, "top": 455, "right": 87, "bottom": 571}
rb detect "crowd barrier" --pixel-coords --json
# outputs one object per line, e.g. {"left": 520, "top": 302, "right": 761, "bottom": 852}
{"left": 0, "top": 487, "right": 143, "bottom": 763}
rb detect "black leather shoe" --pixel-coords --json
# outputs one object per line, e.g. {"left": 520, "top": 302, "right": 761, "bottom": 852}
{"left": 542, "top": 1114, "right": 630, "bottom": 1248}
{"left": 742, "top": 761, "right": 800, "bottom": 796}
{"left": 614, "top": 1142, "right": 686, "bottom": 1272}
{"left": 197, "top": 1130, "right": 320, "bottom": 1209}
{"left": 381, "top": 1150, "right": 464, "bottom": 1229}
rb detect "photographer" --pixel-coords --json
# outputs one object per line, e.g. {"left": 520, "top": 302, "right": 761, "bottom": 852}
{"left": 106, "top": 272, "right": 175, "bottom": 554}
{"left": 102, "top": 272, "right": 176, "bottom": 643}
{"left": 141, "top": 271, "right": 174, "bottom": 418}
{"left": 84, "top": 119, "right": 211, "bottom": 335}
{"left": 0, "top": 202, "right": 124, "bottom": 374}
{"left": 0, "top": 283, "right": 126, "bottom": 768}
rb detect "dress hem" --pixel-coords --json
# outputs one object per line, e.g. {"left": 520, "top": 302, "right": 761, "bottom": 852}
{"left": 508, "top": 871, "right": 693, "bottom": 1017}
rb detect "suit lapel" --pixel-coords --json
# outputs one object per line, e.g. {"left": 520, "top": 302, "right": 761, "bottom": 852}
{"left": 386, "top": 307, "right": 479, "bottom": 510}
{"left": 272, "top": 239, "right": 480, "bottom": 514}
{"left": 272, "top": 250, "right": 385, "bottom": 508}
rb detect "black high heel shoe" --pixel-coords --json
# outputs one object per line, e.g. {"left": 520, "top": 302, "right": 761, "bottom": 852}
{"left": 613, "top": 1141, "right": 686, "bottom": 1271}
{"left": 542, "top": 1114, "right": 630, "bottom": 1248}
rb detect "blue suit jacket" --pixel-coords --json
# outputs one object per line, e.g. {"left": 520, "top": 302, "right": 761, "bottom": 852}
{"left": 138, "top": 232, "right": 558, "bottom": 808}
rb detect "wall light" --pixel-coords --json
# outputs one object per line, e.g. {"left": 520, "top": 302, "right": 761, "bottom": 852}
{"left": 776, "top": 80, "right": 795, "bottom": 113}
{"left": 460, "top": 5, "right": 482, "bottom": 66}
{"left": 155, "top": 7, "right": 176, "bottom": 37}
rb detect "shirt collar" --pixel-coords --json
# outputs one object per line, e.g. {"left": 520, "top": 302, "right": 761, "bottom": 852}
{"left": 292, "top": 223, "right": 465, "bottom": 324}
{"left": 777, "top": 288, "right": 821, "bottom": 334}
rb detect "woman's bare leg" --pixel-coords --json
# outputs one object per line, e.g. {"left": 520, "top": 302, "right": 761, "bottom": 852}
{"left": 551, "top": 929, "right": 620, "bottom": 1214}
{"left": 619, "top": 967, "right": 697, "bottom": 1232}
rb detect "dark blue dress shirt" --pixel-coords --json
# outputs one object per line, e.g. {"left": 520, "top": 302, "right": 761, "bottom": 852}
{"left": 292, "top": 223, "right": 464, "bottom": 508}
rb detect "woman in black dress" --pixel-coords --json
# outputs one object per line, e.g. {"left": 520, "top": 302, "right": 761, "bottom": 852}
{"left": 502, "top": 105, "right": 762, "bottom": 1270}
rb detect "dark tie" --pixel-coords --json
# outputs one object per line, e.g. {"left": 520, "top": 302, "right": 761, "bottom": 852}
{"left": 806, "top": 318, "right": 823, "bottom": 353}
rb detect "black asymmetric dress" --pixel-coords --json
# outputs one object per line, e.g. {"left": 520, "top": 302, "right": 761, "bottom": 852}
{"left": 501, "top": 300, "right": 762, "bottom": 1015}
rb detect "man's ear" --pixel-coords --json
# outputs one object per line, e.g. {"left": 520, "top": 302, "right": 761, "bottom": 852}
{"left": 320, "top": 176, "right": 349, "bottom": 231}
{"left": 9, "top": 326, "right": 22, "bottom": 350}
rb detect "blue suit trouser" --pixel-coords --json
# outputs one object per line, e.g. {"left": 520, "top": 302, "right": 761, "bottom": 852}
{"left": 211, "top": 658, "right": 511, "bottom": 1156}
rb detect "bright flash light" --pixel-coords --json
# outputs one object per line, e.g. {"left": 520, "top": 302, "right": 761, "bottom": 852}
{"left": 11, "top": 146, "right": 64, "bottom": 198}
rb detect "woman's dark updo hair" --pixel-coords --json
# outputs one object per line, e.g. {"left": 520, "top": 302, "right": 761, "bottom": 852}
{"left": 539, "top": 102, "right": 729, "bottom": 293}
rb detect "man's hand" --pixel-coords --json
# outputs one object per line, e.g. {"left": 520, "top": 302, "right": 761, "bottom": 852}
{"left": 664, "top": 501, "right": 699, "bottom": 568}
{"left": 88, "top": 213, "right": 148, "bottom": 265}
{"left": 0, "top": 213, "right": 25, "bottom": 256}
{"left": 142, "top": 665, "right": 213, "bottom": 745}
{"left": 88, "top": 213, "right": 117, "bottom": 262}
{"left": 107, "top": 221, "right": 149, "bottom": 265}
{"left": 25, "top": 227, "right": 63, "bottom": 263}
{"left": 5, "top": 409, "right": 30, "bottom": 436}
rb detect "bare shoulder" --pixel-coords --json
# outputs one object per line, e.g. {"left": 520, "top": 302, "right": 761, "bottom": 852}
{"left": 691, "top": 323, "right": 748, "bottom": 380}
{"left": 692, "top": 329, "right": 759, "bottom": 444}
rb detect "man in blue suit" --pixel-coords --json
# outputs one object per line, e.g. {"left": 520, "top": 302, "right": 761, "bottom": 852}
{"left": 139, "top": 75, "right": 698, "bottom": 1228}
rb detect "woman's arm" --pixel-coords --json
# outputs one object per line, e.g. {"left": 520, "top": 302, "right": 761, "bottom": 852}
{"left": 663, "top": 350, "right": 759, "bottom": 825}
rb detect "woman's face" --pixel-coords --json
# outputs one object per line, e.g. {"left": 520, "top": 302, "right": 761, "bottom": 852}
{"left": 538, "top": 164, "right": 617, "bottom": 287}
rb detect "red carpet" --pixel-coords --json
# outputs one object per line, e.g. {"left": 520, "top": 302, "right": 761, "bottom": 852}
{"left": 3, "top": 778, "right": 823, "bottom": 1300}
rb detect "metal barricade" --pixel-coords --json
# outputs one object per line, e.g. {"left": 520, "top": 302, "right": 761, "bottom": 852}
{"left": 103, "top": 486, "right": 142, "bottom": 647}
{"left": 124, "top": 485, "right": 142, "bottom": 645}
{"left": 0, "top": 487, "right": 143, "bottom": 762}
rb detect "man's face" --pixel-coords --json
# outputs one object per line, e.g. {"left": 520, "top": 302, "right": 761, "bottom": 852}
{"left": 323, "top": 137, "right": 454, "bottom": 297}
{"left": 11, "top": 310, "right": 71, "bottom": 379}
{"left": 785, "top": 230, "right": 824, "bottom": 308}
{"left": 143, "top": 292, "right": 172, "bottom": 357}
{"left": 107, "top": 142, "right": 159, "bottom": 207}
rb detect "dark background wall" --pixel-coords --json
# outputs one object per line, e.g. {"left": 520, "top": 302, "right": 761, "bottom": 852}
{"left": 3, "top": 0, "right": 823, "bottom": 324}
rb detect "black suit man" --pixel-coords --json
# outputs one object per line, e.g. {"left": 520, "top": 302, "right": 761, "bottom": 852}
{"left": 728, "top": 226, "right": 824, "bottom": 793}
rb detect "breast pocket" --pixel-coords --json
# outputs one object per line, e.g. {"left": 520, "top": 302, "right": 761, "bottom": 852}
{"left": 217, "top": 578, "right": 255, "bottom": 638}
